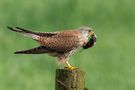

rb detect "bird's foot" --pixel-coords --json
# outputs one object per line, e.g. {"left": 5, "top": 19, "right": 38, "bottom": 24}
{"left": 64, "top": 66, "right": 78, "bottom": 70}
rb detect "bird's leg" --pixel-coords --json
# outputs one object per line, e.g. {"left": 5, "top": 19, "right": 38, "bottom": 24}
{"left": 64, "top": 61, "right": 77, "bottom": 70}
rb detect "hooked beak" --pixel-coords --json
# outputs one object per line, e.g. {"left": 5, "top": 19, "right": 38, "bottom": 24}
{"left": 89, "top": 31, "right": 97, "bottom": 43}
{"left": 89, "top": 31, "right": 97, "bottom": 38}
{"left": 89, "top": 31, "right": 94, "bottom": 35}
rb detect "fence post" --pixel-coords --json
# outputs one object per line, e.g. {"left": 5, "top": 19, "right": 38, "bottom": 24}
{"left": 55, "top": 68, "right": 88, "bottom": 90}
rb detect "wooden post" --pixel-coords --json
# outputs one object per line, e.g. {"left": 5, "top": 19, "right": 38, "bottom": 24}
{"left": 55, "top": 68, "right": 87, "bottom": 90}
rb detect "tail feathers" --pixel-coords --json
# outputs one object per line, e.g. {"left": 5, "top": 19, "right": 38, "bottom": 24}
{"left": 7, "top": 26, "right": 40, "bottom": 40}
{"left": 15, "top": 46, "right": 53, "bottom": 54}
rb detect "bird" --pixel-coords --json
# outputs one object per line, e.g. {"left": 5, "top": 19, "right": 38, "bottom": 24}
{"left": 7, "top": 26, "right": 97, "bottom": 70}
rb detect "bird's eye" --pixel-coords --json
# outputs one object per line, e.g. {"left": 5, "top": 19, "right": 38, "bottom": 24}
{"left": 89, "top": 30, "right": 92, "bottom": 33}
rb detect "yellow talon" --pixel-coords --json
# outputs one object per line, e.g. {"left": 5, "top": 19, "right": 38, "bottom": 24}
{"left": 64, "top": 66, "right": 77, "bottom": 70}
{"left": 64, "top": 61, "right": 78, "bottom": 70}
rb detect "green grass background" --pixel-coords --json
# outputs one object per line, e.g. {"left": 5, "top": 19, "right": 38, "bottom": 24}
{"left": 0, "top": 0, "right": 135, "bottom": 90}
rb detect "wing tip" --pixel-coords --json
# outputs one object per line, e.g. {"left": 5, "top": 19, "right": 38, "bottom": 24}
{"left": 7, "top": 26, "right": 20, "bottom": 32}
{"left": 14, "top": 51, "right": 21, "bottom": 54}
{"left": 7, "top": 26, "right": 13, "bottom": 30}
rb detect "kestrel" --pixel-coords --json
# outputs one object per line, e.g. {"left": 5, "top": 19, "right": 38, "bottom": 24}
{"left": 8, "top": 26, "right": 97, "bottom": 70}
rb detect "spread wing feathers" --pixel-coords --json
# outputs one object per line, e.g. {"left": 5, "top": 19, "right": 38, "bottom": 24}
{"left": 15, "top": 46, "right": 54, "bottom": 54}
{"left": 7, "top": 26, "right": 57, "bottom": 40}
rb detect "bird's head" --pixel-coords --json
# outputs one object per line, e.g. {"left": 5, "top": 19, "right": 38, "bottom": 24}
{"left": 79, "top": 26, "right": 97, "bottom": 49}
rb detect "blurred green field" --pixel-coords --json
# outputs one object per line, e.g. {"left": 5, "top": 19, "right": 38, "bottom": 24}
{"left": 0, "top": 0, "right": 135, "bottom": 90}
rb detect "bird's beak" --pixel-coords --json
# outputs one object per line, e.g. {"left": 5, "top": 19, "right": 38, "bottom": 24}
{"left": 89, "top": 31, "right": 97, "bottom": 39}
{"left": 89, "top": 31, "right": 94, "bottom": 36}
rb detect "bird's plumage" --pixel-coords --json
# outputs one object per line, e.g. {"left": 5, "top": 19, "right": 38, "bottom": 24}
{"left": 15, "top": 46, "right": 54, "bottom": 54}
{"left": 8, "top": 26, "right": 96, "bottom": 64}
{"left": 7, "top": 26, "right": 57, "bottom": 40}
{"left": 37, "top": 30, "right": 82, "bottom": 52}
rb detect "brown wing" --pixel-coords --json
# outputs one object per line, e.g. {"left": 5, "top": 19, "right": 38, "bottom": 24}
{"left": 38, "top": 30, "right": 81, "bottom": 52}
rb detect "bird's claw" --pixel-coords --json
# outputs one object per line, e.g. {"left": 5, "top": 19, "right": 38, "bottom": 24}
{"left": 64, "top": 66, "right": 78, "bottom": 70}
